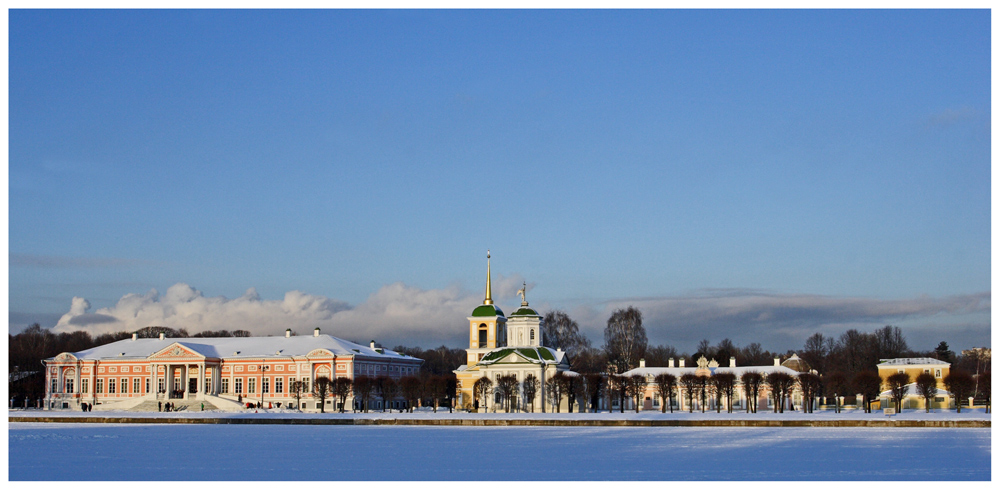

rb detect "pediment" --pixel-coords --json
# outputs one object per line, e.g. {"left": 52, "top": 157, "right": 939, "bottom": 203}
{"left": 54, "top": 352, "right": 78, "bottom": 361}
{"left": 307, "top": 348, "right": 334, "bottom": 357}
{"left": 149, "top": 343, "right": 204, "bottom": 359}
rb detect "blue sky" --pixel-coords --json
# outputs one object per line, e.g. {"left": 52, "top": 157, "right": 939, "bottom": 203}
{"left": 8, "top": 10, "right": 991, "bottom": 352}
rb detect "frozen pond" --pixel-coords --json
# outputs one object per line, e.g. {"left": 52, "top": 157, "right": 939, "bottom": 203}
{"left": 9, "top": 422, "right": 990, "bottom": 480}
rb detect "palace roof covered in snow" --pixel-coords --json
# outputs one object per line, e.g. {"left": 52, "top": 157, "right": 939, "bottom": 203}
{"left": 51, "top": 333, "right": 419, "bottom": 361}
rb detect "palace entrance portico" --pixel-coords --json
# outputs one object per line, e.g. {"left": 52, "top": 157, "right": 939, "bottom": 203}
{"left": 149, "top": 361, "right": 223, "bottom": 401}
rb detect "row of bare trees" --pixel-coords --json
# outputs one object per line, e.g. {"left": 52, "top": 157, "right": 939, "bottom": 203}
{"left": 307, "top": 374, "right": 459, "bottom": 413}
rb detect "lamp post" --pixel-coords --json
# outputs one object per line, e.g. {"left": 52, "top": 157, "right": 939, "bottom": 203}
{"left": 259, "top": 362, "right": 269, "bottom": 411}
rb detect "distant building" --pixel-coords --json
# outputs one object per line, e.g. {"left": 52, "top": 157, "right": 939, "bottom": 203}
{"left": 623, "top": 355, "right": 803, "bottom": 412}
{"left": 876, "top": 357, "right": 950, "bottom": 390}
{"left": 454, "top": 252, "right": 571, "bottom": 412}
{"left": 42, "top": 328, "right": 422, "bottom": 411}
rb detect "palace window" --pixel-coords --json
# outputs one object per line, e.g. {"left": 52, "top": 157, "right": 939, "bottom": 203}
{"left": 221, "top": 378, "right": 229, "bottom": 394}
{"left": 109, "top": 378, "right": 116, "bottom": 394}
{"left": 276, "top": 365, "right": 283, "bottom": 371}
{"left": 530, "top": 330, "right": 535, "bottom": 342}
{"left": 479, "top": 324, "right": 488, "bottom": 348}
{"left": 935, "top": 369, "right": 942, "bottom": 378}
{"left": 122, "top": 366, "right": 129, "bottom": 373}
{"left": 205, "top": 378, "right": 212, "bottom": 394}
{"left": 81, "top": 378, "right": 89, "bottom": 394}
{"left": 145, "top": 378, "right": 150, "bottom": 393}
{"left": 158, "top": 378, "right": 165, "bottom": 393}
{"left": 121, "top": 378, "right": 128, "bottom": 394}
{"left": 50, "top": 378, "right": 58, "bottom": 394}
{"left": 109, "top": 366, "right": 117, "bottom": 373}
{"left": 263, "top": 378, "right": 270, "bottom": 394}
{"left": 65, "top": 378, "right": 74, "bottom": 394}
{"left": 134, "top": 378, "right": 141, "bottom": 394}
{"left": 302, "top": 378, "right": 309, "bottom": 392}
{"left": 96, "top": 379, "right": 103, "bottom": 394}
{"left": 248, "top": 378, "right": 256, "bottom": 394}
{"left": 275, "top": 377, "right": 283, "bottom": 394}
{"left": 235, "top": 378, "right": 243, "bottom": 393}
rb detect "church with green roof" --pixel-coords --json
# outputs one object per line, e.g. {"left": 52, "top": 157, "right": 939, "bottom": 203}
{"left": 454, "top": 251, "right": 572, "bottom": 412}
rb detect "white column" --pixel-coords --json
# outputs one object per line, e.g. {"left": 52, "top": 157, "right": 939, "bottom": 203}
{"left": 197, "top": 363, "right": 205, "bottom": 400}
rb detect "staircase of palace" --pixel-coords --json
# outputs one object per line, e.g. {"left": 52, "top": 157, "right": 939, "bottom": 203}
{"left": 128, "top": 399, "right": 219, "bottom": 412}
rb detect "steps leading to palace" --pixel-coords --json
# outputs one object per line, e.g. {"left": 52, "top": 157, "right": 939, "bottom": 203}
{"left": 128, "top": 400, "right": 218, "bottom": 412}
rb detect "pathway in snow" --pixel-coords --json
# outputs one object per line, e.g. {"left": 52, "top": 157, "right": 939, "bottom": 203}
{"left": 9, "top": 423, "right": 990, "bottom": 480}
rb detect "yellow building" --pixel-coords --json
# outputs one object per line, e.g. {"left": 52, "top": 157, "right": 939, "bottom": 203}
{"left": 876, "top": 357, "right": 950, "bottom": 390}
{"left": 454, "top": 251, "right": 571, "bottom": 412}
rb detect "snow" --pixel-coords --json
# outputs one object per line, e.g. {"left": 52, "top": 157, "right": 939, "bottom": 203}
{"left": 8, "top": 409, "right": 991, "bottom": 480}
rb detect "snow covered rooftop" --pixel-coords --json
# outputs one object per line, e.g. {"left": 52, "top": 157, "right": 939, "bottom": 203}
{"left": 56, "top": 334, "right": 421, "bottom": 361}
{"left": 877, "top": 358, "right": 950, "bottom": 367}
{"left": 622, "top": 365, "right": 800, "bottom": 378}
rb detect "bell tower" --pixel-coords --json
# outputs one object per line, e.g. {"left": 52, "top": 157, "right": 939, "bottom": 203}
{"left": 466, "top": 250, "right": 506, "bottom": 366}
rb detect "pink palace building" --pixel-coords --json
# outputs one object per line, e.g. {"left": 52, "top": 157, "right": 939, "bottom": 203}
{"left": 42, "top": 328, "right": 423, "bottom": 411}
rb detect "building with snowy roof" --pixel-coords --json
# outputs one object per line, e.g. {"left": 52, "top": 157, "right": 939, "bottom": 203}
{"left": 622, "top": 355, "right": 805, "bottom": 412}
{"left": 876, "top": 357, "right": 950, "bottom": 391}
{"left": 42, "top": 328, "right": 422, "bottom": 412}
{"left": 454, "top": 252, "right": 572, "bottom": 412}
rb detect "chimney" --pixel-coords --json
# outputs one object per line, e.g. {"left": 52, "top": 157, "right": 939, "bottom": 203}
{"left": 730, "top": 356, "right": 736, "bottom": 368}
{"left": 679, "top": 358, "right": 685, "bottom": 368}
{"left": 158, "top": 333, "right": 165, "bottom": 340}
{"left": 370, "top": 340, "right": 376, "bottom": 350}
{"left": 668, "top": 358, "right": 675, "bottom": 368}
{"left": 285, "top": 329, "right": 291, "bottom": 338}
{"left": 774, "top": 357, "right": 780, "bottom": 367}
{"left": 132, "top": 333, "right": 137, "bottom": 341}
{"left": 314, "top": 328, "right": 320, "bottom": 337}
{"left": 639, "top": 358, "right": 646, "bottom": 368}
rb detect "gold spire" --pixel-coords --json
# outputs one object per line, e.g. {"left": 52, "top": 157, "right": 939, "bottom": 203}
{"left": 484, "top": 249, "right": 493, "bottom": 305}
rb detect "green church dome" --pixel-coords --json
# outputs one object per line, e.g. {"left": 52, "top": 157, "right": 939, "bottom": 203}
{"left": 509, "top": 307, "right": 539, "bottom": 317}
{"left": 472, "top": 304, "right": 505, "bottom": 317}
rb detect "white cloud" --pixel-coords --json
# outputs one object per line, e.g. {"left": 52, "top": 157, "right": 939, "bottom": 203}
{"left": 52, "top": 275, "right": 528, "bottom": 347}
{"left": 51, "top": 283, "right": 989, "bottom": 352}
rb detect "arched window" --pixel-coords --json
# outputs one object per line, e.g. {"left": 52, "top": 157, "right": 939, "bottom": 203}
{"left": 530, "top": 329, "right": 535, "bottom": 342}
{"left": 478, "top": 324, "right": 488, "bottom": 348}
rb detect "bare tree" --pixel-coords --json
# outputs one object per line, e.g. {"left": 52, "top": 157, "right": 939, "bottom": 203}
{"left": 654, "top": 373, "right": 677, "bottom": 413}
{"left": 603, "top": 306, "right": 648, "bottom": 374}
{"left": 610, "top": 374, "right": 628, "bottom": 413}
{"left": 852, "top": 371, "right": 880, "bottom": 413}
{"left": 797, "top": 373, "right": 821, "bottom": 413}
{"left": 977, "top": 371, "right": 990, "bottom": 413}
{"left": 399, "top": 376, "right": 422, "bottom": 413}
{"left": 944, "top": 370, "right": 975, "bottom": 413}
{"left": 522, "top": 374, "right": 539, "bottom": 412}
{"left": 289, "top": 379, "right": 304, "bottom": 411}
{"left": 427, "top": 375, "right": 447, "bottom": 413}
{"left": 445, "top": 375, "right": 458, "bottom": 413}
{"left": 312, "top": 377, "right": 331, "bottom": 413}
{"left": 679, "top": 373, "right": 700, "bottom": 413}
{"left": 713, "top": 372, "right": 737, "bottom": 413}
{"left": 546, "top": 374, "right": 564, "bottom": 413}
{"left": 381, "top": 376, "right": 401, "bottom": 412}
{"left": 557, "top": 373, "right": 580, "bottom": 413}
{"left": 766, "top": 372, "right": 794, "bottom": 413}
{"left": 352, "top": 375, "right": 375, "bottom": 413}
{"left": 887, "top": 372, "right": 910, "bottom": 413}
{"left": 740, "top": 371, "right": 763, "bottom": 413}
{"left": 542, "top": 311, "right": 592, "bottom": 353}
{"left": 914, "top": 372, "right": 938, "bottom": 413}
{"left": 473, "top": 376, "right": 493, "bottom": 412}
{"left": 625, "top": 374, "right": 646, "bottom": 413}
{"left": 583, "top": 373, "right": 604, "bottom": 413}
{"left": 333, "top": 377, "right": 352, "bottom": 413}
{"left": 496, "top": 374, "right": 519, "bottom": 413}
{"left": 373, "top": 376, "right": 390, "bottom": 412}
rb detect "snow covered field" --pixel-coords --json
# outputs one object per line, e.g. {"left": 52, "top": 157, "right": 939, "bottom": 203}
{"left": 9, "top": 421, "right": 990, "bottom": 480}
